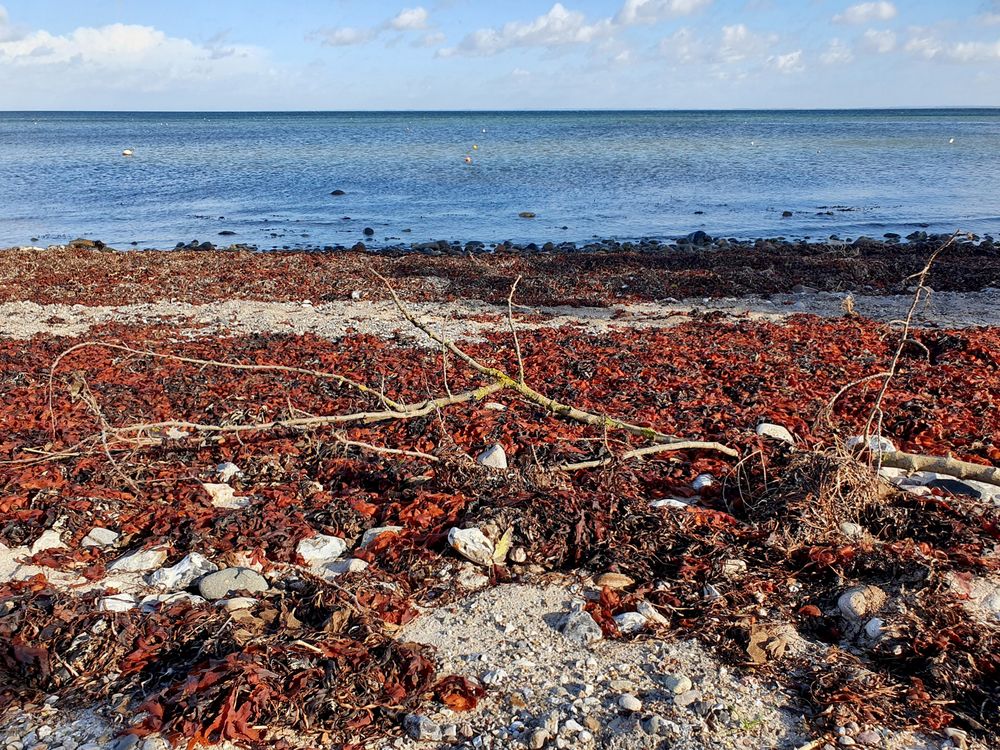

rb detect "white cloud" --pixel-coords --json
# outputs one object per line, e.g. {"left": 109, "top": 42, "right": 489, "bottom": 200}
{"left": 616, "top": 0, "right": 713, "bottom": 26}
{"left": 770, "top": 49, "right": 805, "bottom": 73}
{"left": 316, "top": 26, "right": 375, "bottom": 46}
{"left": 389, "top": 7, "right": 429, "bottom": 31}
{"left": 658, "top": 27, "right": 700, "bottom": 63}
{"left": 439, "top": 3, "right": 613, "bottom": 57}
{"left": 905, "top": 32, "right": 1000, "bottom": 63}
{"left": 820, "top": 38, "right": 854, "bottom": 64}
{"left": 833, "top": 2, "right": 897, "bottom": 25}
{"left": 861, "top": 28, "right": 896, "bottom": 53}
{"left": 718, "top": 24, "right": 777, "bottom": 63}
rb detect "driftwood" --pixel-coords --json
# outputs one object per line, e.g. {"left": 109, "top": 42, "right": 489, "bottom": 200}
{"left": 881, "top": 451, "right": 1000, "bottom": 489}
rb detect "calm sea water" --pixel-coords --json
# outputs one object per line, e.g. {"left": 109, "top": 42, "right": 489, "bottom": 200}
{"left": 1, "top": 110, "right": 999, "bottom": 249}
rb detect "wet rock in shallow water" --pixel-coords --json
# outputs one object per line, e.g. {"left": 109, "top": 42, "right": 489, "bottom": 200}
{"left": 81, "top": 527, "right": 119, "bottom": 548}
{"left": 330, "top": 189, "right": 346, "bottom": 196}
{"left": 756, "top": 422, "right": 795, "bottom": 445}
{"left": 404, "top": 714, "right": 442, "bottom": 742}
{"left": 686, "top": 230, "right": 711, "bottom": 246}
{"left": 560, "top": 602, "right": 603, "bottom": 646}
{"left": 108, "top": 546, "right": 169, "bottom": 573}
{"left": 148, "top": 552, "right": 218, "bottom": 590}
{"left": 363, "top": 227, "right": 375, "bottom": 236}
{"left": 476, "top": 443, "right": 508, "bottom": 469}
{"left": 198, "top": 567, "right": 269, "bottom": 600}
{"left": 296, "top": 534, "right": 347, "bottom": 567}
{"left": 447, "top": 527, "right": 495, "bottom": 566}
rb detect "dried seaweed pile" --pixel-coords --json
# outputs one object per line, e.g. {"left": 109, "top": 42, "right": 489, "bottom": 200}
{"left": 1, "top": 314, "right": 999, "bottom": 746}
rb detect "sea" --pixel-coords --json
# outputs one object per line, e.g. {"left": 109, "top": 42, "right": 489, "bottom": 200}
{"left": 1, "top": 109, "right": 999, "bottom": 250}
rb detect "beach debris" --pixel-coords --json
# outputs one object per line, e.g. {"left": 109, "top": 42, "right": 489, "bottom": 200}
{"left": 595, "top": 572, "right": 634, "bottom": 589}
{"left": 447, "top": 527, "right": 495, "bottom": 566}
{"left": 476, "top": 443, "right": 508, "bottom": 469}
{"left": 99, "top": 593, "right": 137, "bottom": 612}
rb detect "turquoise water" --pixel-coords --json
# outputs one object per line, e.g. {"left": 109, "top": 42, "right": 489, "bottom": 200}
{"left": 1, "top": 110, "right": 998, "bottom": 249}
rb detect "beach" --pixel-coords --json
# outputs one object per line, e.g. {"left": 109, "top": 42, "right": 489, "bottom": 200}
{"left": 1, "top": 238, "right": 998, "bottom": 750}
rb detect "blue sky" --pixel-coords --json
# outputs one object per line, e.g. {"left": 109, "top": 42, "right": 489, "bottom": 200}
{"left": 0, "top": 1, "right": 998, "bottom": 109}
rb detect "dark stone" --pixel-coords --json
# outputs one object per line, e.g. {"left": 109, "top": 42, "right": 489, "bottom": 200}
{"left": 782, "top": 210, "right": 794, "bottom": 218}
{"left": 518, "top": 211, "right": 536, "bottom": 219}
{"left": 197, "top": 241, "right": 215, "bottom": 251}
{"left": 694, "top": 210, "right": 705, "bottom": 215}
{"left": 686, "top": 230, "right": 711, "bottom": 246}
{"left": 330, "top": 189, "right": 346, "bottom": 196}
{"left": 926, "top": 478, "right": 983, "bottom": 499}
{"left": 175, "top": 242, "right": 185, "bottom": 249}
{"left": 218, "top": 230, "right": 237, "bottom": 236}
{"left": 884, "top": 232, "right": 901, "bottom": 240}
{"left": 363, "top": 227, "right": 375, "bottom": 237}
{"left": 69, "top": 238, "right": 100, "bottom": 249}
{"left": 351, "top": 242, "right": 367, "bottom": 252}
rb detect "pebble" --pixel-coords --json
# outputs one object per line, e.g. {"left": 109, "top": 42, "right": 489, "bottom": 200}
{"left": 404, "top": 714, "right": 442, "bottom": 742}
{"left": 856, "top": 730, "right": 882, "bottom": 746}
{"left": 595, "top": 572, "right": 634, "bottom": 589}
{"left": 148, "top": 552, "right": 218, "bottom": 590}
{"left": 756, "top": 422, "right": 795, "bottom": 445}
{"left": 612, "top": 611, "right": 648, "bottom": 634}
{"left": 838, "top": 585, "right": 886, "bottom": 621}
{"left": 80, "top": 527, "right": 119, "bottom": 548}
{"left": 107, "top": 546, "right": 168, "bottom": 573}
{"left": 692, "top": 473, "right": 715, "bottom": 491}
{"left": 98, "top": 593, "right": 136, "bottom": 613}
{"left": 200, "top": 482, "right": 250, "bottom": 509}
{"left": 448, "top": 527, "right": 495, "bottom": 567}
{"left": 663, "top": 673, "right": 693, "bottom": 694}
{"left": 527, "top": 728, "right": 549, "bottom": 749}
{"left": 846, "top": 435, "right": 896, "bottom": 453}
{"left": 476, "top": 444, "right": 508, "bottom": 469}
{"left": 560, "top": 603, "right": 603, "bottom": 646}
{"left": 674, "top": 688, "right": 702, "bottom": 707}
{"left": 197, "top": 567, "right": 268, "bottom": 600}
{"left": 215, "top": 461, "right": 241, "bottom": 482}
{"left": 617, "top": 694, "right": 642, "bottom": 712}
{"left": 839, "top": 737, "right": 857, "bottom": 746}
{"left": 295, "top": 534, "right": 347, "bottom": 566}
{"left": 359, "top": 525, "right": 403, "bottom": 548}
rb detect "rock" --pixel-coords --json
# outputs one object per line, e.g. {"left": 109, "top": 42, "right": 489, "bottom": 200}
{"left": 692, "top": 473, "right": 714, "bottom": 492}
{"left": 108, "top": 546, "right": 169, "bottom": 573}
{"left": 756, "top": 422, "right": 795, "bottom": 445}
{"left": 363, "top": 227, "right": 375, "bottom": 236}
{"left": 69, "top": 238, "right": 99, "bottom": 249}
{"left": 218, "top": 230, "right": 236, "bottom": 236}
{"left": 838, "top": 585, "right": 887, "bottom": 621}
{"left": 98, "top": 594, "right": 136, "bottom": 613}
{"left": 674, "top": 688, "right": 702, "bottom": 708}
{"left": 846, "top": 435, "right": 896, "bottom": 453}
{"left": 322, "top": 558, "right": 369, "bottom": 577}
{"left": 650, "top": 497, "right": 690, "bottom": 509}
{"left": 447, "top": 527, "right": 495, "bottom": 566}
{"left": 201, "top": 482, "right": 250, "bottom": 509}
{"left": 560, "top": 603, "right": 603, "bottom": 646}
{"left": 476, "top": 443, "right": 508, "bottom": 469}
{"left": 636, "top": 599, "right": 669, "bottom": 625}
{"left": 139, "top": 737, "right": 171, "bottom": 750}
{"left": 198, "top": 567, "right": 269, "bottom": 600}
{"left": 864, "top": 617, "right": 885, "bottom": 640}
{"left": 663, "top": 673, "right": 693, "bottom": 695}
{"left": 404, "top": 714, "right": 442, "bottom": 742}
{"left": 510, "top": 546, "right": 528, "bottom": 564}
{"left": 148, "top": 552, "right": 218, "bottom": 590}
{"left": 613, "top": 611, "right": 648, "bottom": 635}
{"left": 518, "top": 212, "right": 537, "bottom": 219}
{"left": 350, "top": 289, "right": 364, "bottom": 300}
{"left": 215, "top": 462, "right": 241, "bottom": 482}
{"left": 218, "top": 597, "right": 256, "bottom": 612}
{"left": 296, "top": 534, "right": 347, "bottom": 567}
{"left": 595, "top": 572, "right": 634, "bottom": 589}
{"left": 618, "top": 693, "right": 642, "bottom": 712}
{"left": 330, "top": 189, "right": 346, "bottom": 196}
{"left": 782, "top": 210, "right": 794, "bottom": 218}
{"left": 856, "top": 730, "right": 882, "bottom": 746}
{"left": 840, "top": 522, "right": 864, "bottom": 539}
{"left": 29, "top": 528, "right": 65, "bottom": 554}
{"left": 81, "top": 527, "right": 119, "bottom": 548}
{"left": 359, "top": 525, "right": 403, "bottom": 548}
{"left": 686, "top": 230, "right": 711, "bottom": 246}
{"left": 838, "top": 737, "right": 856, "bottom": 747}
{"left": 528, "top": 728, "right": 549, "bottom": 749}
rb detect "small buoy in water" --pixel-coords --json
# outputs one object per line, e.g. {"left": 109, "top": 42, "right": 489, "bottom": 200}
{"left": 122, "top": 149, "right": 134, "bottom": 157}
{"left": 464, "top": 156, "right": 473, "bottom": 164}
{"left": 949, "top": 137, "right": 955, "bottom": 144}
{"left": 472, "top": 144, "right": 479, "bottom": 150}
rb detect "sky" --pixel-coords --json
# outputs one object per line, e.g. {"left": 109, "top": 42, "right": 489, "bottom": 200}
{"left": 0, "top": 1, "right": 998, "bottom": 109}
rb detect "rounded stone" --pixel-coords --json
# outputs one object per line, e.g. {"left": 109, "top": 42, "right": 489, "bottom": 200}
{"left": 197, "top": 567, "right": 268, "bottom": 600}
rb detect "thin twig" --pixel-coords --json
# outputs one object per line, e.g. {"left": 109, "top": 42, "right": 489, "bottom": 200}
{"left": 507, "top": 275, "right": 526, "bottom": 384}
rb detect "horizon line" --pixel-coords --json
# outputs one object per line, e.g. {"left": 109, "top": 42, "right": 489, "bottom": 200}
{"left": 2, "top": 106, "right": 999, "bottom": 114}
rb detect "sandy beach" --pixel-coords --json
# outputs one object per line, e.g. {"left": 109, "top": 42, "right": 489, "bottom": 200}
{"left": 1, "top": 240, "right": 998, "bottom": 750}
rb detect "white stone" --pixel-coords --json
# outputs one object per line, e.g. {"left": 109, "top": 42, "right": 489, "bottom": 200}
{"left": 448, "top": 527, "right": 495, "bottom": 566}
{"left": 108, "top": 546, "right": 169, "bottom": 573}
{"left": 139, "top": 592, "right": 206, "bottom": 612}
{"left": 864, "top": 617, "right": 885, "bottom": 640}
{"left": 756, "top": 423, "right": 795, "bottom": 445}
{"left": 692, "top": 473, "right": 714, "bottom": 491}
{"left": 636, "top": 600, "right": 669, "bottom": 626}
{"left": 839, "top": 522, "right": 864, "bottom": 539}
{"left": 664, "top": 673, "right": 693, "bottom": 695}
{"left": 561, "top": 603, "right": 603, "bottom": 646}
{"left": 98, "top": 594, "right": 136, "bottom": 613}
{"left": 296, "top": 534, "right": 347, "bottom": 567}
{"left": 218, "top": 597, "right": 257, "bottom": 612}
{"left": 483, "top": 402, "right": 507, "bottom": 411}
{"left": 321, "top": 558, "right": 369, "bottom": 577}
{"left": 722, "top": 559, "right": 748, "bottom": 577}
{"left": 613, "top": 612, "right": 648, "bottom": 635}
{"left": 201, "top": 482, "right": 250, "bottom": 509}
{"left": 476, "top": 443, "right": 508, "bottom": 469}
{"left": 650, "top": 498, "right": 690, "bottom": 510}
{"left": 29, "top": 529, "right": 65, "bottom": 555}
{"left": 148, "top": 552, "right": 218, "bottom": 590}
{"left": 350, "top": 290, "right": 364, "bottom": 300}
{"left": 81, "top": 527, "right": 119, "bottom": 548}
{"left": 838, "top": 585, "right": 886, "bottom": 621}
{"left": 215, "top": 462, "right": 241, "bottom": 482}
{"left": 846, "top": 435, "right": 896, "bottom": 453}
{"left": 359, "top": 525, "right": 404, "bottom": 548}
